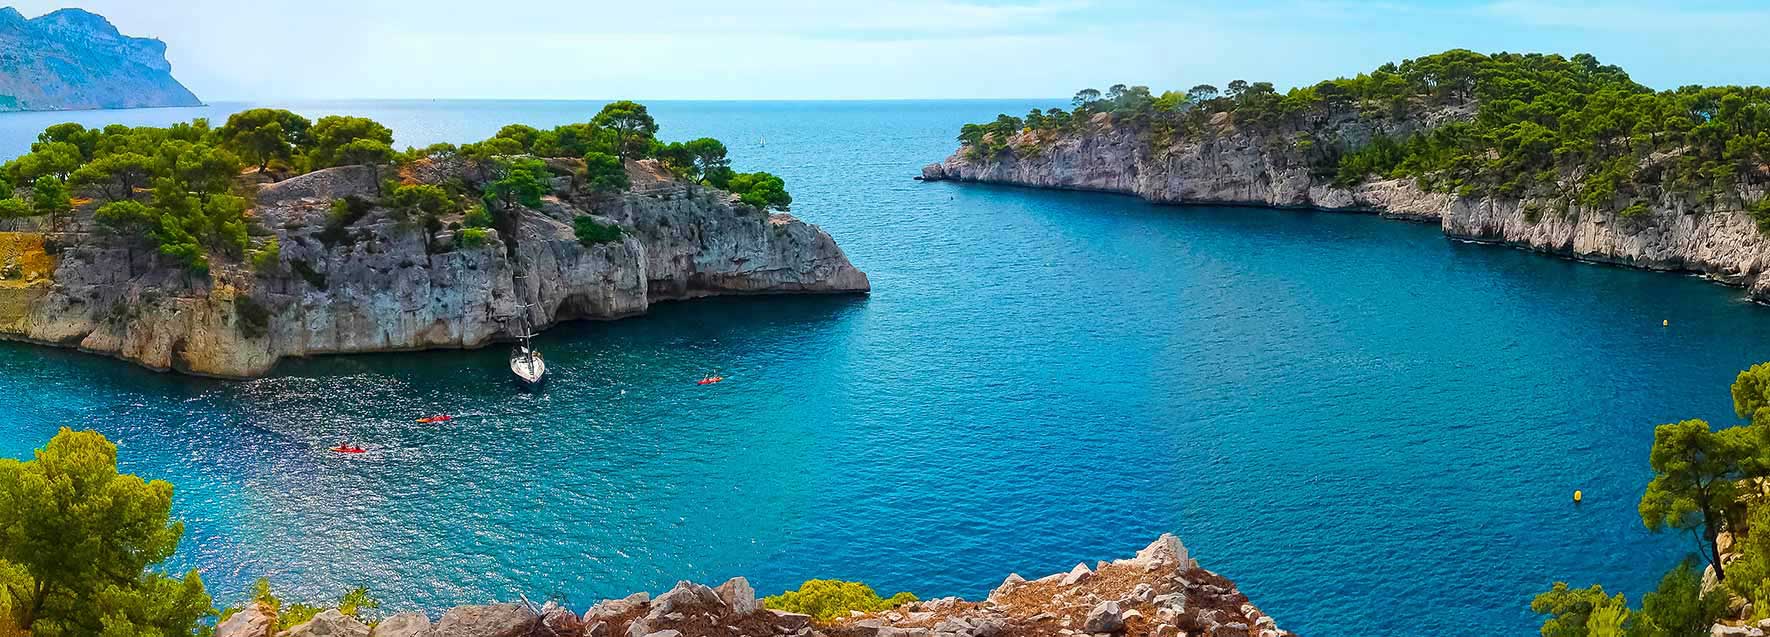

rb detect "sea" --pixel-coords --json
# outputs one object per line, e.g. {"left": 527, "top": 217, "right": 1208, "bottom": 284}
{"left": 3, "top": 99, "right": 1766, "bottom": 636}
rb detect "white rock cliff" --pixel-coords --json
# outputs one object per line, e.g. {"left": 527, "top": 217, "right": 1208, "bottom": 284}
{"left": 0, "top": 159, "right": 868, "bottom": 377}
{"left": 922, "top": 110, "right": 1770, "bottom": 301}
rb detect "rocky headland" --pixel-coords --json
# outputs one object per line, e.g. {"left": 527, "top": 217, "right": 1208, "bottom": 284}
{"left": 0, "top": 158, "right": 867, "bottom": 377}
{"left": 213, "top": 534, "right": 1292, "bottom": 637}
{"left": 0, "top": 7, "right": 202, "bottom": 111}
{"left": 921, "top": 98, "right": 1770, "bottom": 303}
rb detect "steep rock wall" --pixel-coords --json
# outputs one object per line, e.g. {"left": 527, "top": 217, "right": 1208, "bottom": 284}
{"left": 2, "top": 160, "right": 867, "bottom": 377}
{"left": 922, "top": 114, "right": 1770, "bottom": 300}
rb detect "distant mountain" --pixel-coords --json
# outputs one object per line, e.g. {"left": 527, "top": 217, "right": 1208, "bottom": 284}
{"left": 0, "top": 7, "right": 200, "bottom": 112}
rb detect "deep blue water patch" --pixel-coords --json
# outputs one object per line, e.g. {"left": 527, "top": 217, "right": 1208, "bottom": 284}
{"left": 3, "top": 100, "right": 1768, "bottom": 636}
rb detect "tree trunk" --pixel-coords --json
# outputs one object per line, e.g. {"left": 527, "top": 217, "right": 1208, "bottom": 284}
{"left": 1707, "top": 513, "right": 1728, "bottom": 581}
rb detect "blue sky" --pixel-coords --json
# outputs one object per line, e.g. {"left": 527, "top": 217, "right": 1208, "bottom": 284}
{"left": 12, "top": 0, "right": 1770, "bottom": 100}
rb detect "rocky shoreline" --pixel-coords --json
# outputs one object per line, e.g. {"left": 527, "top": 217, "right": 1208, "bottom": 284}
{"left": 0, "top": 158, "right": 868, "bottom": 378}
{"left": 213, "top": 534, "right": 1291, "bottom": 637}
{"left": 920, "top": 113, "right": 1770, "bottom": 302}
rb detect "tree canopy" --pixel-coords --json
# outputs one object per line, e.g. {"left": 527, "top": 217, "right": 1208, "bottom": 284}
{"left": 960, "top": 49, "right": 1770, "bottom": 223}
{"left": 0, "top": 428, "right": 212, "bottom": 636}
{"left": 0, "top": 100, "right": 788, "bottom": 275}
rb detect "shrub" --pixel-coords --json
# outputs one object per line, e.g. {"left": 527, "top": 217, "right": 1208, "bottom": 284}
{"left": 457, "top": 227, "right": 490, "bottom": 248}
{"left": 762, "top": 580, "right": 916, "bottom": 622}
{"left": 388, "top": 184, "right": 456, "bottom": 226}
{"left": 725, "top": 171, "right": 792, "bottom": 211}
{"left": 582, "top": 151, "right": 629, "bottom": 192}
{"left": 463, "top": 203, "right": 494, "bottom": 228}
{"left": 0, "top": 198, "right": 30, "bottom": 218}
{"left": 573, "top": 216, "right": 624, "bottom": 245}
{"left": 250, "top": 236, "right": 281, "bottom": 273}
{"left": 320, "top": 196, "right": 375, "bottom": 246}
{"left": 221, "top": 579, "right": 380, "bottom": 629}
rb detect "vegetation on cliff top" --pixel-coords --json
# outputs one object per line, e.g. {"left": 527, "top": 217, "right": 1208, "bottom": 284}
{"left": 961, "top": 49, "right": 1770, "bottom": 225}
{"left": 1532, "top": 363, "right": 1770, "bottom": 635}
{"left": 0, "top": 100, "right": 793, "bottom": 273}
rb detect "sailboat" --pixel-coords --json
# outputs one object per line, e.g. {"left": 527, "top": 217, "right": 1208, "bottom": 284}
{"left": 508, "top": 271, "right": 547, "bottom": 386}
{"left": 510, "top": 325, "right": 546, "bottom": 386}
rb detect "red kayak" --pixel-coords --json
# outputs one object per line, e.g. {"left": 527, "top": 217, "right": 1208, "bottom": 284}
{"left": 416, "top": 415, "right": 453, "bottom": 424}
{"left": 696, "top": 376, "right": 724, "bottom": 385}
{"left": 330, "top": 445, "right": 366, "bottom": 454}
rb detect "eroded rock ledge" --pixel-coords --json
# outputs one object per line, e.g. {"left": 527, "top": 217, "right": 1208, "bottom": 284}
{"left": 0, "top": 159, "right": 868, "bottom": 377}
{"left": 214, "top": 534, "right": 1291, "bottom": 637}
{"left": 921, "top": 116, "right": 1770, "bottom": 302}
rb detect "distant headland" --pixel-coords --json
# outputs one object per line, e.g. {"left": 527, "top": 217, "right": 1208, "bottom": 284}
{"left": 0, "top": 7, "right": 202, "bottom": 112}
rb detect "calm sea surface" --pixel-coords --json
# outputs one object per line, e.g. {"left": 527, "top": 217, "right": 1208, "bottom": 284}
{"left": 3, "top": 100, "right": 1767, "bottom": 636}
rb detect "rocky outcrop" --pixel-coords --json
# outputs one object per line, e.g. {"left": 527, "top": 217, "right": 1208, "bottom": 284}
{"left": 0, "top": 159, "right": 867, "bottom": 377}
{"left": 214, "top": 534, "right": 1290, "bottom": 637}
{"left": 922, "top": 107, "right": 1770, "bottom": 302}
{"left": 0, "top": 8, "right": 201, "bottom": 111}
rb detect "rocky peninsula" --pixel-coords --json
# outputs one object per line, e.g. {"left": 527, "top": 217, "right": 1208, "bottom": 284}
{"left": 213, "top": 534, "right": 1292, "bottom": 637}
{"left": 921, "top": 52, "right": 1770, "bottom": 302}
{"left": 0, "top": 7, "right": 202, "bottom": 111}
{"left": 0, "top": 123, "right": 868, "bottom": 377}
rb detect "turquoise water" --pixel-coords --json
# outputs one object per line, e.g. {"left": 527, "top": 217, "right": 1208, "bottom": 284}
{"left": 4, "top": 100, "right": 1770, "bottom": 636}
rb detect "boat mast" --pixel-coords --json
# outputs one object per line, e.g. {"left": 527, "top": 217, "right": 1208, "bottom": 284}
{"left": 511, "top": 266, "right": 536, "bottom": 358}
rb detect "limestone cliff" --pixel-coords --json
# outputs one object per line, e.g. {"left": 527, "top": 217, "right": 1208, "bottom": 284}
{"left": 213, "top": 534, "right": 1293, "bottom": 637}
{"left": 0, "top": 159, "right": 867, "bottom": 377}
{"left": 922, "top": 107, "right": 1770, "bottom": 301}
{"left": 0, "top": 7, "right": 202, "bottom": 111}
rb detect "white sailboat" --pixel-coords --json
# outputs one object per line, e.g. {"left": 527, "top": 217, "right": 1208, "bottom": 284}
{"left": 508, "top": 273, "right": 547, "bottom": 386}
{"left": 510, "top": 329, "right": 546, "bottom": 386}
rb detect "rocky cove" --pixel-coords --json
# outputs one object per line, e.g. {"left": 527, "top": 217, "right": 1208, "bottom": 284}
{"left": 920, "top": 107, "right": 1770, "bottom": 302}
{"left": 212, "top": 535, "right": 1292, "bottom": 637}
{"left": 0, "top": 157, "right": 868, "bottom": 378}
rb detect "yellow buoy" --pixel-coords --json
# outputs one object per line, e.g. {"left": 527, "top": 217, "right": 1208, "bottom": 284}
{"left": 1573, "top": 490, "right": 1583, "bottom": 503}
{"left": 1663, "top": 319, "right": 1669, "bottom": 327}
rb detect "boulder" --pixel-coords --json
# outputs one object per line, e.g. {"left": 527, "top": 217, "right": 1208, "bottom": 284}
{"left": 216, "top": 603, "right": 277, "bottom": 637}
{"left": 1213, "top": 622, "right": 1251, "bottom": 637}
{"left": 1134, "top": 534, "right": 1191, "bottom": 569}
{"left": 538, "top": 601, "right": 583, "bottom": 635}
{"left": 1060, "top": 562, "right": 1093, "bottom": 586}
{"left": 768, "top": 609, "right": 812, "bottom": 632}
{"left": 276, "top": 609, "right": 370, "bottom": 637}
{"left": 650, "top": 580, "right": 725, "bottom": 617}
{"left": 587, "top": 592, "right": 651, "bottom": 620}
{"left": 878, "top": 628, "right": 930, "bottom": 637}
{"left": 371, "top": 612, "right": 431, "bottom": 637}
{"left": 714, "top": 576, "right": 761, "bottom": 615}
{"left": 430, "top": 603, "right": 540, "bottom": 637}
{"left": 987, "top": 573, "right": 1024, "bottom": 602}
{"left": 1084, "top": 601, "right": 1124, "bottom": 634}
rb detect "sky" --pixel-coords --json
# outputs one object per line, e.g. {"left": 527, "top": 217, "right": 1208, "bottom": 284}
{"left": 11, "top": 0, "right": 1770, "bottom": 101}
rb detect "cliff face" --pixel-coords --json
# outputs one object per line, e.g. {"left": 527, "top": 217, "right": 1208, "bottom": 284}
{"left": 0, "top": 159, "right": 867, "bottom": 378}
{"left": 922, "top": 109, "right": 1770, "bottom": 301}
{"left": 0, "top": 7, "right": 202, "bottom": 111}
{"left": 212, "top": 534, "right": 1294, "bottom": 637}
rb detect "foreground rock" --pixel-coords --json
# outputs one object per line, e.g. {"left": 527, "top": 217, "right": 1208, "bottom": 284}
{"left": 214, "top": 534, "right": 1290, "bottom": 637}
{"left": 921, "top": 105, "right": 1770, "bottom": 303}
{"left": 0, "top": 158, "right": 868, "bottom": 377}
